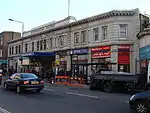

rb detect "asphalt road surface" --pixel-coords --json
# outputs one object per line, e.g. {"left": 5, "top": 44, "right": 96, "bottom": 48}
{"left": 0, "top": 84, "right": 132, "bottom": 113}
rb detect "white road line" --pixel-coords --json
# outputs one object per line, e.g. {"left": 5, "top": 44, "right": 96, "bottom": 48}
{"left": 44, "top": 88, "right": 55, "bottom": 92}
{"left": 66, "top": 92, "right": 100, "bottom": 99}
{"left": 0, "top": 106, "right": 11, "bottom": 113}
{"left": 125, "top": 101, "right": 129, "bottom": 103}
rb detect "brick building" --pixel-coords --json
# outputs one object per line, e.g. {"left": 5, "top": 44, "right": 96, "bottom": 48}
{"left": 0, "top": 31, "right": 21, "bottom": 69}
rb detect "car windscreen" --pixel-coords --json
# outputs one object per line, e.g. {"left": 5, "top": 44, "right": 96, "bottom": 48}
{"left": 21, "top": 73, "right": 38, "bottom": 79}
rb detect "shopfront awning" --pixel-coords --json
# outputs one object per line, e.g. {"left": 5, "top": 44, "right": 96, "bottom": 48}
{"left": 0, "top": 60, "right": 8, "bottom": 65}
{"left": 22, "top": 52, "right": 55, "bottom": 57}
{"left": 72, "top": 62, "right": 117, "bottom": 66}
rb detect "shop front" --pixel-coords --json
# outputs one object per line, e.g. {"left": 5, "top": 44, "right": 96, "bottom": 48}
{"left": 90, "top": 46, "right": 111, "bottom": 71}
{"left": 118, "top": 45, "right": 130, "bottom": 72}
{"left": 22, "top": 52, "right": 55, "bottom": 78}
{"left": 71, "top": 48, "right": 89, "bottom": 79}
{"left": 55, "top": 51, "right": 68, "bottom": 73}
{"left": 139, "top": 45, "right": 150, "bottom": 74}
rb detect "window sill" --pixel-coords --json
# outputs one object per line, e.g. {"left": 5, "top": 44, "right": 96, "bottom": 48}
{"left": 102, "top": 39, "right": 109, "bottom": 42}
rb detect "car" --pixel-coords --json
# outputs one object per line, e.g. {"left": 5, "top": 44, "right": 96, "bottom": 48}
{"left": 129, "top": 91, "right": 150, "bottom": 113}
{"left": 3, "top": 73, "right": 44, "bottom": 94}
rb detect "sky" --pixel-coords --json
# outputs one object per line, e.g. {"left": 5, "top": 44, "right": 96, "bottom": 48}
{"left": 0, "top": 0, "right": 150, "bottom": 33}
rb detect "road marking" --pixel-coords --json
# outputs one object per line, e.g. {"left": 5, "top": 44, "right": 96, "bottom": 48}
{"left": 0, "top": 106, "right": 11, "bottom": 113}
{"left": 66, "top": 92, "right": 100, "bottom": 99}
{"left": 125, "top": 101, "right": 129, "bottom": 103}
{"left": 44, "top": 88, "right": 55, "bottom": 92}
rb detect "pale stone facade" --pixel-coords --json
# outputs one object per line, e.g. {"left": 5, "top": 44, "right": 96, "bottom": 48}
{"left": 8, "top": 8, "right": 142, "bottom": 74}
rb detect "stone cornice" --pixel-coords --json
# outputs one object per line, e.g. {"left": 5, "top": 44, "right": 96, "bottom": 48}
{"left": 137, "top": 27, "right": 150, "bottom": 39}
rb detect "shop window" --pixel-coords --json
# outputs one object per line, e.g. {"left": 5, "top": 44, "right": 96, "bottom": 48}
{"left": 32, "top": 42, "right": 34, "bottom": 51}
{"left": 37, "top": 41, "right": 39, "bottom": 51}
{"left": 40, "top": 40, "right": 43, "bottom": 50}
{"left": 119, "top": 24, "right": 127, "bottom": 38}
{"left": 118, "top": 64, "right": 130, "bottom": 72}
{"left": 15, "top": 46, "right": 18, "bottom": 54}
{"left": 93, "top": 28, "right": 99, "bottom": 41}
{"left": 102, "top": 26, "right": 108, "bottom": 39}
{"left": 43, "top": 39, "right": 46, "bottom": 50}
{"left": 81, "top": 30, "right": 86, "bottom": 43}
{"left": 74, "top": 32, "right": 79, "bottom": 45}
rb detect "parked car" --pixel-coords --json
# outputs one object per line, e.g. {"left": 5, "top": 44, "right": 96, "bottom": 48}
{"left": 129, "top": 91, "right": 150, "bottom": 113}
{"left": 3, "top": 73, "right": 44, "bottom": 94}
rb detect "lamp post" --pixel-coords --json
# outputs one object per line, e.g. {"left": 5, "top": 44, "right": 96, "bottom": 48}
{"left": 9, "top": 19, "right": 24, "bottom": 72}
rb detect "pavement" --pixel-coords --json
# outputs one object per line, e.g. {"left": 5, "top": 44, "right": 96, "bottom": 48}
{"left": 0, "top": 83, "right": 133, "bottom": 113}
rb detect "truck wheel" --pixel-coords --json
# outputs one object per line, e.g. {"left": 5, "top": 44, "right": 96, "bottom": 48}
{"left": 89, "top": 79, "right": 97, "bottom": 90}
{"left": 103, "top": 82, "right": 113, "bottom": 93}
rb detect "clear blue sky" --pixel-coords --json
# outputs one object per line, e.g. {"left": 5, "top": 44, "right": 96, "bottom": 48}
{"left": 0, "top": 0, "right": 150, "bottom": 33}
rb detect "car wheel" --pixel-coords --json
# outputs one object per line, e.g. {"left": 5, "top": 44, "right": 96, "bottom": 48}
{"left": 16, "top": 86, "right": 21, "bottom": 94}
{"left": 4, "top": 83, "right": 8, "bottom": 89}
{"left": 135, "top": 102, "right": 149, "bottom": 113}
{"left": 36, "top": 89, "right": 42, "bottom": 93}
{"left": 103, "top": 82, "right": 113, "bottom": 93}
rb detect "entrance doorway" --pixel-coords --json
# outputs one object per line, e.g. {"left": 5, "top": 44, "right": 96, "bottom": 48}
{"left": 118, "top": 64, "right": 130, "bottom": 72}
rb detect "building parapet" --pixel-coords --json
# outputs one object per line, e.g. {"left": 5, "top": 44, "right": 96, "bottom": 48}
{"left": 137, "top": 24, "right": 150, "bottom": 39}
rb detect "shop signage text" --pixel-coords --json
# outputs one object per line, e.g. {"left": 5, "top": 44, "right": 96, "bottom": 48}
{"left": 91, "top": 46, "right": 110, "bottom": 52}
{"left": 91, "top": 46, "right": 111, "bottom": 58}
{"left": 92, "top": 52, "right": 111, "bottom": 58}
{"left": 72, "top": 49, "right": 88, "bottom": 55}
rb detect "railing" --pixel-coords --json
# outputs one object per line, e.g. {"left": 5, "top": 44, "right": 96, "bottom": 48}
{"left": 55, "top": 75, "right": 86, "bottom": 87}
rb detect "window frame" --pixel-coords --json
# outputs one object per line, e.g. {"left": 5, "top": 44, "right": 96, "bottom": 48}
{"left": 93, "top": 28, "right": 99, "bottom": 41}
{"left": 74, "top": 32, "right": 79, "bottom": 45}
{"left": 81, "top": 30, "right": 86, "bottom": 43}
{"left": 37, "top": 41, "right": 39, "bottom": 51}
{"left": 102, "top": 26, "right": 108, "bottom": 40}
{"left": 119, "top": 24, "right": 127, "bottom": 38}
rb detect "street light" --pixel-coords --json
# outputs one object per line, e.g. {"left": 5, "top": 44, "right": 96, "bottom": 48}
{"left": 8, "top": 19, "right": 24, "bottom": 72}
{"left": 8, "top": 19, "right": 24, "bottom": 37}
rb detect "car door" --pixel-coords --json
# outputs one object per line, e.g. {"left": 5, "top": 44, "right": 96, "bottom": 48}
{"left": 11, "top": 74, "right": 21, "bottom": 89}
{"left": 6, "top": 74, "right": 16, "bottom": 88}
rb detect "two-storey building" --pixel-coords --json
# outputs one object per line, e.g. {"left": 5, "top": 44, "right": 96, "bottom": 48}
{"left": 8, "top": 8, "right": 143, "bottom": 80}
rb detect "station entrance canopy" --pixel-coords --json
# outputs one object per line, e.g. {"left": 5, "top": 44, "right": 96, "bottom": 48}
{"left": 22, "top": 52, "right": 55, "bottom": 57}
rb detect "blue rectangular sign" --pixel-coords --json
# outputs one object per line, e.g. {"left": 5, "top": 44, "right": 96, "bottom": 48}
{"left": 139, "top": 46, "right": 150, "bottom": 60}
{"left": 72, "top": 49, "right": 88, "bottom": 55}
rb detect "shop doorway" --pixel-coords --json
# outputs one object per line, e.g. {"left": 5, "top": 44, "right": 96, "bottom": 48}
{"left": 72, "top": 64, "right": 88, "bottom": 84}
{"left": 118, "top": 64, "right": 130, "bottom": 72}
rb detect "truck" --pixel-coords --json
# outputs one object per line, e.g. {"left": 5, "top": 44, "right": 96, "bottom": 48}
{"left": 89, "top": 63, "right": 150, "bottom": 93}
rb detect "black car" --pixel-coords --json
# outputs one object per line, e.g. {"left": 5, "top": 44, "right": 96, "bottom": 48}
{"left": 3, "top": 73, "right": 44, "bottom": 94}
{"left": 129, "top": 91, "right": 150, "bottom": 113}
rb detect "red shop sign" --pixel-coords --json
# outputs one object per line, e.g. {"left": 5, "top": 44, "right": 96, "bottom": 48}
{"left": 92, "top": 52, "right": 111, "bottom": 58}
{"left": 91, "top": 46, "right": 110, "bottom": 52}
{"left": 118, "top": 45, "right": 130, "bottom": 49}
{"left": 118, "top": 52, "right": 130, "bottom": 64}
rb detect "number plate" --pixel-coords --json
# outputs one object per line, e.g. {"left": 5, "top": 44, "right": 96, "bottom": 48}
{"left": 31, "top": 81, "right": 39, "bottom": 84}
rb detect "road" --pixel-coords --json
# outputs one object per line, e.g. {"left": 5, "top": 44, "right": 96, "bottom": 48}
{"left": 0, "top": 84, "right": 132, "bottom": 113}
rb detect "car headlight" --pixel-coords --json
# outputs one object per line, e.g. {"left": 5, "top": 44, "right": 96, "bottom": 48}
{"left": 130, "top": 95, "right": 135, "bottom": 100}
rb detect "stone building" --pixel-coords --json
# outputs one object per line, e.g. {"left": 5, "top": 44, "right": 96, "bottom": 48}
{"left": 8, "top": 8, "right": 145, "bottom": 79}
{"left": 137, "top": 24, "right": 150, "bottom": 74}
